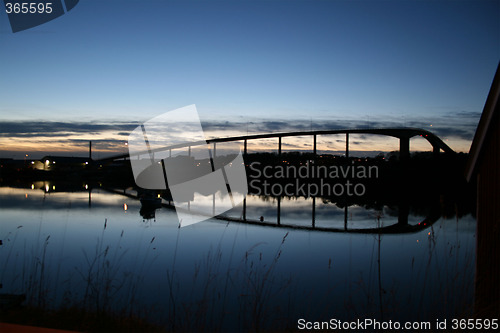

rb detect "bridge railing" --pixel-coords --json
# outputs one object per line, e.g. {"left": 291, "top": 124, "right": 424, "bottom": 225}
{"left": 104, "top": 127, "right": 454, "bottom": 162}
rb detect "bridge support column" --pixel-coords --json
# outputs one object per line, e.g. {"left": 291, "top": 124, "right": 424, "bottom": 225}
{"left": 313, "top": 134, "right": 317, "bottom": 155}
{"left": 243, "top": 198, "right": 246, "bottom": 221}
{"left": 278, "top": 137, "right": 282, "bottom": 156}
{"left": 433, "top": 145, "right": 440, "bottom": 157}
{"left": 346, "top": 133, "right": 349, "bottom": 159}
{"left": 400, "top": 137, "right": 410, "bottom": 161}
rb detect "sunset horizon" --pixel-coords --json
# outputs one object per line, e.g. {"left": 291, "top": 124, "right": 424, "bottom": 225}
{"left": 1, "top": 1, "right": 498, "bottom": 160}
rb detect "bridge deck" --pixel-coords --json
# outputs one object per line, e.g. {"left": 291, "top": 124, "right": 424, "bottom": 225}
{"left": 100, "top": 127, "right": 454, "bottom": 162}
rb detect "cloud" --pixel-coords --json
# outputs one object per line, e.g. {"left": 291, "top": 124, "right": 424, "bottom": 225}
{"left": 0, "top": 115, "right": 477, "bottom": 142}
{"left": 200, "top": 114, "right": 478, "bottom": 142}
{"left": 0, "top": 109, "right": 480, "bottom": 158}
{"left": 0, "top": 121, "right": 139, "bottom": 138}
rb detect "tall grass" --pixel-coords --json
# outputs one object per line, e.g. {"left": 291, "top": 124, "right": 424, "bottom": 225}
{"left": 2, "top": 217, "right": 298, "bottom": 332}
{"left": 236, "top": 232, "right": 292, "bottom": 332}
{"left": 1, "top": 217, "right": 165, "bottom": 331}
{"left": 344, "top": 214, "right": 475, "bottom": 322}
{"left": 76, "top": 219, "right": 129, "bottom": 313}
{"left": 165, "top": 228, "right": 294, "bottom": 332}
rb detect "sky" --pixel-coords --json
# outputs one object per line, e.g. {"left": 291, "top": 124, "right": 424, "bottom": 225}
{"left": 0, "top": 0, "right": 499, "bottom": 159}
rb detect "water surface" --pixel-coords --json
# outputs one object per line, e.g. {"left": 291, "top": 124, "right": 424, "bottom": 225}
{"left": 0, "top": 185, "right": 476, "bottom": 331}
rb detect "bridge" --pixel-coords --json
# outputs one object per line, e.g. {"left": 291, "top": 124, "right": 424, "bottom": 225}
{"left": 97, "top": 127, "right": 453, "bottom": 233}
{"left": 98, "top": 127, "right": 454, "bottom": 162}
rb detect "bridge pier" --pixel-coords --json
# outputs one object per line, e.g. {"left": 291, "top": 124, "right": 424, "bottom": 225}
{"left": 278, "top": 136, "right": 282, "bottom": 156}
{"left": 243, "top": 198, "right": 246, "bottom": 221}
{"left": 346, "top": 133, "right": 349, "bottom": 159}
{"left": 433, "top": 145, "right": 440, "bottom": 157}
{"left": 399, "top": 137, "right": 410, "bottom": 161}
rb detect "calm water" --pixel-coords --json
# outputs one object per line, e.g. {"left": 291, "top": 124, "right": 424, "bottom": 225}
{"left": 0, "top": 184, "right": 476, "bottom": 331}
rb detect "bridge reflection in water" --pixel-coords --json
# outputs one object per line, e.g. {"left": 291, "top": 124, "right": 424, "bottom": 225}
{"left": 21, "top": 179, "right": 448, "bottom": 235}
{"left": 119, "top": 187, "right": 442, "bottom": 235}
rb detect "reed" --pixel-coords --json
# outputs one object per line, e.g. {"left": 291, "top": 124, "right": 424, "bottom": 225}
{"left": 164, "top": 227, "right": 294, "bottom": 332}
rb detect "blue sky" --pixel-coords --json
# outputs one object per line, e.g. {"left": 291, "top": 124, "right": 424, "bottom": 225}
{"left": 0, "top": 0, "right": 498, "bottom": 157}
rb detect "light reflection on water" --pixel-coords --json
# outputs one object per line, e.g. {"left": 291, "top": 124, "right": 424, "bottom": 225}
{"left": 0, "top": 186, "right": 476, "bottom": 329}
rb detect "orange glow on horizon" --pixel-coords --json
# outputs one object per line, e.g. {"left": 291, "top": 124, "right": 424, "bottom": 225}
{"left": 0, "top": 128, "right": 473, "bottom": 158}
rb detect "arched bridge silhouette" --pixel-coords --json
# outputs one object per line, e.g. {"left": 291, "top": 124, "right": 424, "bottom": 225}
{"left": 99, "top": 127, "right": 454, "bottom": 162}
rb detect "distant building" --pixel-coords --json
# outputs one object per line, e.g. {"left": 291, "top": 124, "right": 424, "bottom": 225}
{"left": 32, "top": 156, "right": 90, "bottom": 171}
{"left": 466, "top": 62, "right": 500, "bottom": 318}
